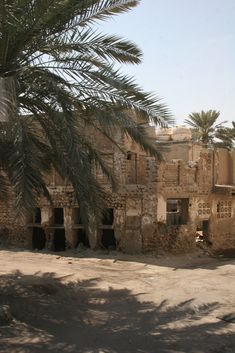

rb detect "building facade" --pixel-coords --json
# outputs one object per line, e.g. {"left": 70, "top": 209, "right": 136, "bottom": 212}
{"left": 0, "top": 126, "right": 235, "bottom": 253}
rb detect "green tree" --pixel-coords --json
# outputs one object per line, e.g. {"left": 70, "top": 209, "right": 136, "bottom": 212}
{"left": 0, "top": 0, "right": 171, "bottom": 226}
{"left": 184, "top": 110, "right": 225, "bottom": 145}
{"left": 215, "top": 121, "right": 235, "bottom": 150}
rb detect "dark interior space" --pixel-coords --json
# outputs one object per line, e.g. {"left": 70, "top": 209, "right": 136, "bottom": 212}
{"left": 166, "top": 199, "right": 189, "bottom": 226}
{"left": 53, "top": 208, "right": 64, "bottom": 225}
{"left": 101, "top": 229, "right": 116, "bottom": 249}
{"left": 102, "top": 208, "right": 114, "bottom": 225}
{"left": 32, "top": 227, "right": 46, "bottom": 250}
{"left": 73, "top": 208, "right": 83, "bottom": 224}
{"left": 127, "top": 151, "right": 132, "bottom": 160}
{"left": 54, "top": 229, "right": 66, "bottom": 251}
{"left": 34, "top": 208, "right": 41, "bottom": 224}
{"left": 202, "top": 220, "right": 209, "bottom": 236}
{"left": 126, "top": 152, "right": 137, "bottom": 184}
{"left": 76, "top": 229, "right": 90, "bottom": 248}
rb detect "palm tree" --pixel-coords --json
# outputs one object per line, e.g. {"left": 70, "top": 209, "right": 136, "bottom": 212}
{"left": 0, "top": 0, "right": 171, "bottom": 226}
{"left": 184, "top": 110, "right": 225, "bottom": 145}
{"left": 215, "top": 121, "right": 235, "bottom": 149}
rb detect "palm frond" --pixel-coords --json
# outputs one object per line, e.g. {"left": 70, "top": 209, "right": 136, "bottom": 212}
{"left": 0, "top": 0, "right": 172, "bottom": 223}
{"left": 184, "top": 110, "right": 225, "bottom": 145}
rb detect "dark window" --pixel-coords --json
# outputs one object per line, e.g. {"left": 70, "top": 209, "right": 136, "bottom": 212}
{"left": 102, "top": 208, "right": 114, "bottom": 225}
{"left": 166, "top": 199, "right": 189, "bottom": 226}
{"left": 34, "top": 208, "right": 41, "bottom": 224}
{"left": 177, "top": 165, "right": 181, "bottom": 185}
{"left": 126, "top": 152, "right": 137, "bottom": 184}
{"left": 53, "top": 208, "right": 64, "bottom": 225}
{"left": 127, "top": 151, "right": 132, "bottom": 160}
{"left": 202, "top": 220, "right": 209, "bottom": 236}
{"left": 167, "top": 200, "right": 178, "bottom": 213}
{"left": 29, "top": 208, "right": 41, "bottom": 224}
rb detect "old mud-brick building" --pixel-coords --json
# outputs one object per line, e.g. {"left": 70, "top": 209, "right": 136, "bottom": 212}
{"left": 0, "top": 126, "right": 235, "bottom": 253}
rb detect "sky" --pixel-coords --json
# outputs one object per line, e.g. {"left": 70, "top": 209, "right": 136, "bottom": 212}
{"left": 98, "top": 0, "right": 235, "bottom": 126}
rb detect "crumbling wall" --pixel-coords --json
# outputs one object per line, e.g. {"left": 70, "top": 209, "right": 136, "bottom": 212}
{"left": 0, "top": 199, "right": 30, "bottom": 248}
{"left": 143, "top": 222, "right": 197, "bottom": 254}
{"left": 0, "top": 135, "right": 235, "bottom": 255}
{"left": 210, "top": 197, "right": 235, "bottom": 251}
{"left": 215, "top": 149, "right": 233, "bottom": 185}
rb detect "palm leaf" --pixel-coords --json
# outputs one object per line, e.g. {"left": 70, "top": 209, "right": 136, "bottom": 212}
{"left": 0, "top": 0, "right": 172, "bottom": 223}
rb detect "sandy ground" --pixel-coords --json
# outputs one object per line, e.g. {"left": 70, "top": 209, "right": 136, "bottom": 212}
{"left": 0, "top": 248, "right": 234, "bottom": 353}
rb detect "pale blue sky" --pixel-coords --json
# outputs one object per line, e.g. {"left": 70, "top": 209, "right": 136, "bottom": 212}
{"left": 98, "top": 0, "right": 235, "bottom": 125}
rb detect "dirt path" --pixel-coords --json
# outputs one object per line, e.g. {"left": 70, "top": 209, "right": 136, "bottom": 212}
{"left": 0, "top": 249, "right": 234, "bottom": 353}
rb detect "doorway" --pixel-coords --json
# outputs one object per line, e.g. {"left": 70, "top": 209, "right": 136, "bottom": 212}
{"left": 32, "top": 227, "right": 46, "bottom": 250}
{"left": 101, "top": 229, "right": 116, "bottom": 250}
{"left": 54, "top": 229, "right": 66, "bottom": 251}
{"left": 202, "top": 220, "right": 209, "bottom": 236}
{"left": 76, "top": 229, "right": 90, "bottom": 248}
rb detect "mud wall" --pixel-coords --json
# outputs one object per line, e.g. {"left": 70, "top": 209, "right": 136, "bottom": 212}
{"left": 0, "top": 199, "right": 30, "bottom": 248}
{"left": 0, "top": 139, "right": 235, "bottom": 254}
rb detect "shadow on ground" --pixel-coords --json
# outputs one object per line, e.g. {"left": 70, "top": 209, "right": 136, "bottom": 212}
{"left": 0, "top": 271, "right": 234, "bottom": 353}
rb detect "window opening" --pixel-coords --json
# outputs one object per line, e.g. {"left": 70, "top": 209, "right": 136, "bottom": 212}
{"left": 53, "top": 208, "right": 64, "bottom": 225}
{"left": 177, "top": 165, "right": 181, "bottom": 185}
{"left": 127, "top": 151, "right": 132, "bottom": 160}
{"left": 34, "top": 208, "right": 41, "bottom": 224}
{"left": 126, "top": 152, "right": 137, "bottom": 184}
{"left": 166, "top": 199, "right": 189, "bottom": 226}
{"left": 102, "top": 208, "right": 114, "bottom": 225}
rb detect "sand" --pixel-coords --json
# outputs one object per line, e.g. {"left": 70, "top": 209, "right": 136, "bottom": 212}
{"left": 0, "top": 248, "right": 234, "bottom": 353}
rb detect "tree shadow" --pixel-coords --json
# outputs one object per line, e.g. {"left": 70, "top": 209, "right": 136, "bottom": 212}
{"left": 0, "top": 271, "right": 234, "bottom": 353}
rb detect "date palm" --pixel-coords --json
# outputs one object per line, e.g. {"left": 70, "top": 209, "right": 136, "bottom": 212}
{"left": 0, "top": 0, "right": 171, "bottom": 224}
{"left": 184, "top": 110, "right": 225, "bottom": 145}
{"left": 215, "top": 121, "right": 235, "bottom": 150}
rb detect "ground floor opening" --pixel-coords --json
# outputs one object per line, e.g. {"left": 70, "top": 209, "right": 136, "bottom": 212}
{"left": 54, "top": 229, "right": 66, "bottom": 251}
{"left": 32, "top": 227, "right": 46, "bottom": 250}
{"left": 76, "top": 229, "right": 90, "bottom": 248}
{"left": 101, "top": 229, "right": 116, "bottom": 250}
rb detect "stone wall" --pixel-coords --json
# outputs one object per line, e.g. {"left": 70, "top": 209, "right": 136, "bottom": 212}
{"left": 0, "top": 199, "right": 29, "bottom": 248}
{"left": 0, "top": 134, "right": 235, "bottom": 254}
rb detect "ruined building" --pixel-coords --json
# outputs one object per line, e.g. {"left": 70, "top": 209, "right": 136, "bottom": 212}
{"left": 0, "top": 126, "right": 235, "bottom": 253}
